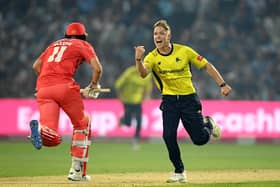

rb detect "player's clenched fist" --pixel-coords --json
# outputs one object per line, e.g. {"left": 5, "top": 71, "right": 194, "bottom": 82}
{"left": 134, "top": 46, "right": 145, "bottom": 60}
{"left": 221, "top": 84, "right": 232, "bottom": 97}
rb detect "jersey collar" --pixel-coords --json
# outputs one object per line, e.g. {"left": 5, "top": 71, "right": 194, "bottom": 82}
{"left": 157, "top": 43, "right": 173, "bottom": 56}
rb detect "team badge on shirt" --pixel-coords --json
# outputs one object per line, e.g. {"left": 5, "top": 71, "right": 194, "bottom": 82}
{"left": 176, "top": 57, "right": 181, "bottom": 62}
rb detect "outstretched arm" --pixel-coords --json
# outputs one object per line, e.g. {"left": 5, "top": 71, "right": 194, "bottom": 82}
{"left": 203, "top": 62, "right": 232, "bottom": 96}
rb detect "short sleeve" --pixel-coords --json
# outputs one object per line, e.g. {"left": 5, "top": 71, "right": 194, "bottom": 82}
{"left": 80, "top": 41, "right": 96, "bottom": 63}
{"left": 186, "top": 47, "right": 208, "bottom": 69}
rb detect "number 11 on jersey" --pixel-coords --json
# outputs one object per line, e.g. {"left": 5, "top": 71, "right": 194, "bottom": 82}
{"left": 47, "top": 46, "right": 67, "bottom": 63}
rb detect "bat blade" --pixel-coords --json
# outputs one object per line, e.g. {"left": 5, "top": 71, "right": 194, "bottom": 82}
{"left": 80, "top": 88, "right": 111, "bottom": 93}
{"left": 92, "top": 88, "right": 111, "bottom": 93}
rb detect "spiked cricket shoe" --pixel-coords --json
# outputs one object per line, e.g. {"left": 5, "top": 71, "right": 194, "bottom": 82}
{"left": 166, "top": 171, "right": 187, "bottom": 183}
{"left": 67, "top": 168, "right": 91, "bottom": 181}
{"left": 205, "top": 116, "right": 221, "bottom": 139}
{"left": 29, "top": 120, "right": 42, "bottom": 150}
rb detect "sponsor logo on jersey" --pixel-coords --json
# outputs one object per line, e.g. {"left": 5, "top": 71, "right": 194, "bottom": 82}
{"left": 197, "top": 55, "right": 204, "bottom": 62}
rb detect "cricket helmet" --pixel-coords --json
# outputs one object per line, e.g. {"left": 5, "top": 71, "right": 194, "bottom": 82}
{"left": 65, "top": 22, "right": 88, "bottom": 36}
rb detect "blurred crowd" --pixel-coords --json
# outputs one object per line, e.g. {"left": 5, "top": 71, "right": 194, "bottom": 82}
{"left": 0, "top": 0, "right": 279, "bottom": 100}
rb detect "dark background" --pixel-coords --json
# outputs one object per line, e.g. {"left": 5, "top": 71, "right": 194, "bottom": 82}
{"left": 0, "top": 0, "right": 279, "bottom": 100}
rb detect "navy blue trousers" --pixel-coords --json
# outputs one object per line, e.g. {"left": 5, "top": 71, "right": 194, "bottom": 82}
{"left": 160, "top": 94, "right": 211, "bottom": 173}
{"left": 120, "top": 103, "right": 142, "bottom": 139}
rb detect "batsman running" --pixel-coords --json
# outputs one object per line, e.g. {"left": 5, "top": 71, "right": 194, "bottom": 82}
{"left": 29, "top": 22, "right": 103, "bottom": 181}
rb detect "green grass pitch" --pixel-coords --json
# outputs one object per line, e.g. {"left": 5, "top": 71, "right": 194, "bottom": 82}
{"left": 0, "top": 140, "right": 280, "bottom": 186}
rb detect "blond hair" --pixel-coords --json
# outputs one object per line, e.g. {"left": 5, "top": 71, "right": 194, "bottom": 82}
{"left": 153, "top": 19, "right": 171, "bottom": 32}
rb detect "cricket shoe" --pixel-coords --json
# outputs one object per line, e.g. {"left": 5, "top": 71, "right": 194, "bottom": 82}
{"left": 204, "top": 116, "right": 221, "bottom": 139}
{"left": 166, "top": 171, "right": 187, "bottom": 183}
{"left": 67, "top": 168, "right": 91, "bottom": 181}
{"left": 29, "top": 120, "right": 42, "bottom": 150}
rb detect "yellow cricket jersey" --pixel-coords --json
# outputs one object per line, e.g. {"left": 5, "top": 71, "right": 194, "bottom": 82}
{"left": 114, "top": 66, "right": 152, "bottom": 104}
{"left": 143, "top": 43, "right": 208, "bottom": 95}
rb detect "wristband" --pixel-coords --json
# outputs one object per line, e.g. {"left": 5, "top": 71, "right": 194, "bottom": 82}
{"left": 219, "top": 82, "right": 227, "bottom": 87}
{"left": 135, "top": 58, "right": 141, "bottom": 61}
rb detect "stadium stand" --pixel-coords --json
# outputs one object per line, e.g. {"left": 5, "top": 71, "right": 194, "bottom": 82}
{"left": 0, "top": 0, "right": 279, "bottom": 100}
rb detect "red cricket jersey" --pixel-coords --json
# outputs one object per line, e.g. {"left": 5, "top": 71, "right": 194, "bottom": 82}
{"left": 36, "top": 38, "right": 96, "bottom": 90}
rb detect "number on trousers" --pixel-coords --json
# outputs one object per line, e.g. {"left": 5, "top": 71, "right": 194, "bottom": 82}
{"left": 47, "top": 46, "right": 67, "bottom": 63}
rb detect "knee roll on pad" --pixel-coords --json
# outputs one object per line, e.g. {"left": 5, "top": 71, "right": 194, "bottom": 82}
{"left": 41, "top": 126, "right": 62, "bottom": 147}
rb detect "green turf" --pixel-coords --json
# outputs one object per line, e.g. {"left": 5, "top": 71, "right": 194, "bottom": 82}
{"left": 1, "top": 141, "right": 280, "bottom": 186}
{"left": 1, "top": 141, "right": 280, "bottom": 178}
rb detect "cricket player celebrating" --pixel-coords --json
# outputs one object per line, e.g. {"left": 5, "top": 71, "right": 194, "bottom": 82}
{"left": 29, "top": 22, "right": 103, "bottom": 181}
{"left": 135, "top": 19, "right": 232, "bottom": 183}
